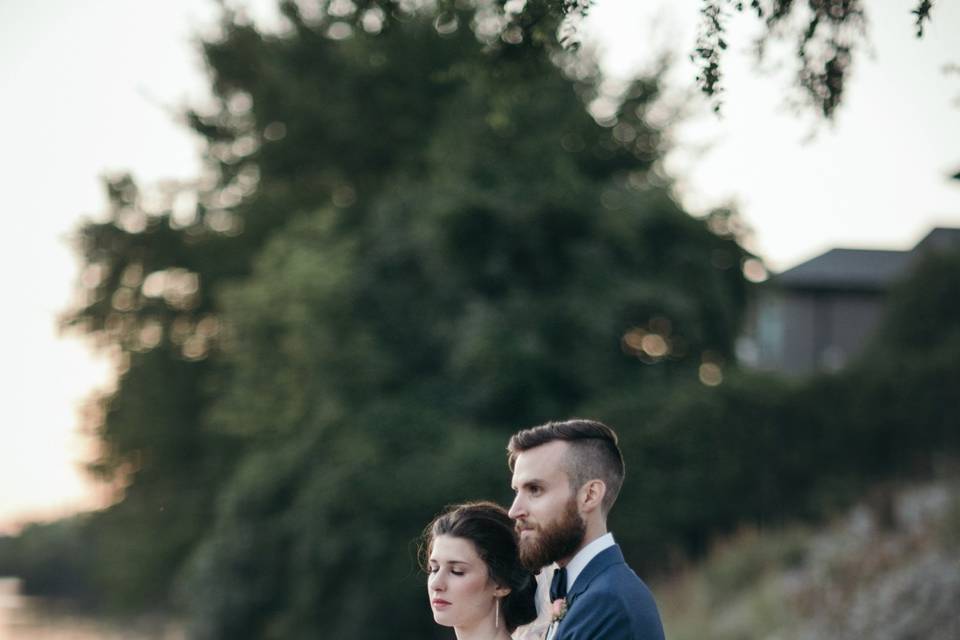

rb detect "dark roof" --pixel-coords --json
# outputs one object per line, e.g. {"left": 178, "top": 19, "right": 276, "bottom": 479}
{"left": 776, "top": 248, "right": 914, "bottom": 291}
{"left": 774, "top": 227, "right": 960, "bottom": 292}
{"left": 915, "top": 227, "right": 960, "bottom": 253}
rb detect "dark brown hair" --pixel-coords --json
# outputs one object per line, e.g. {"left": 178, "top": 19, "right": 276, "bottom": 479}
{"left": 507, "top": 418, "right": 625, "bottom": 514}
{"left": 422, "top": 501, "right": 537, "bottom": 632}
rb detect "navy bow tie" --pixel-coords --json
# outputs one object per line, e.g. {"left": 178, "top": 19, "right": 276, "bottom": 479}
{"left": 549, "top": 566, "right": 567, "bottom": 601}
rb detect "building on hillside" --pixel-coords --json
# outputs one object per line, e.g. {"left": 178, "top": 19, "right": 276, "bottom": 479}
{"left": 740, "top": 227, "right": 960, "bottom": 376}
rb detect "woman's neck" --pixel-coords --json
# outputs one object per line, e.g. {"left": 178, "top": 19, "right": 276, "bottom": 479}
{"left": 453, "top": 615, "right": 511, "bottom": 640}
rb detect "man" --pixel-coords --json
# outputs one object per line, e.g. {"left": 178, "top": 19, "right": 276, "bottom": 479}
{"left": 507, "top": 419, "right": 664, "bottom": 640}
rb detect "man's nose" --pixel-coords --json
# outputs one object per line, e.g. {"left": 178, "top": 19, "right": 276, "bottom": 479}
{"left": 508, "top": 494, "right": 525, "bottom": 519}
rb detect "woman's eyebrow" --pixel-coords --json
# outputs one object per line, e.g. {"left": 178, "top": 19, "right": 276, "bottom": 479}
{"left": 431, "top": 559, "right": 472, "bottom": 566}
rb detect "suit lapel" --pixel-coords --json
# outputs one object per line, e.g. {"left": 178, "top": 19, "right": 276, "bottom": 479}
{"left": 564, "top": 544, "right": 625, "bottom": 607}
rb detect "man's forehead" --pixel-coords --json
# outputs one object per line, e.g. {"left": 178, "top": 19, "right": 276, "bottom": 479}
{"left": 511, "top": 441, "right": 569, "bottom": 481}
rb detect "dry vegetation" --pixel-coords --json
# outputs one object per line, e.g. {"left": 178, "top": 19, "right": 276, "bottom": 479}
{"left": 657, "top": 472, "right": 960, "bottom": 640}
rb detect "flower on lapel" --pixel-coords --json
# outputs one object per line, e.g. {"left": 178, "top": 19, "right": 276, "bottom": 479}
{"left": 551, "top": 598, "right": 568, "bottom": 623}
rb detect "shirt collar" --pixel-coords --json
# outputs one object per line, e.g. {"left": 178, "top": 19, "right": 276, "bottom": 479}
{"left": 558, "top": 532, "right": 615, "bottom": 594}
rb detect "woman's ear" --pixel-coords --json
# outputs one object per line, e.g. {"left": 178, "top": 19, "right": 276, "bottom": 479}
{"left": 494, "top": 585, "right": 512, "bottom": 597}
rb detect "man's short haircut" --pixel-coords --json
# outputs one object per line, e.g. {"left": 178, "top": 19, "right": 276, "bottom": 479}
{"left": 507, "top": 418, "right": 625, "bottom": 514}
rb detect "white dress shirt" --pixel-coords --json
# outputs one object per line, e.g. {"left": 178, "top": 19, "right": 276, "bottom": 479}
{"left": 562, "top": 532, "right": 615, "bottom": 594}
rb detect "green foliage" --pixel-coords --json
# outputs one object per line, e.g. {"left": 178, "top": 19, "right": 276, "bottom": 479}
{"left": 4, "top": 4, "right": 952, "bottom": 639}
{"left": 842, "top": 247, "right": 960, "bottom": 475}
{"left": 659, "top": 477, "right": 960, "bottom": 640}
{"left": 0, "top": 536, "right": 12, "bottom": 575}
{"left": 172, "top": 7, "right": 749, "bottom": 635}
{"left": 181, "top": 409, "right": 506, "bottom": 639}
{"left": 700, "top": 526, "right": 808, "bottom": 605}
{"left": 870, "top": 247, "right": 960, "bottom": 356}
{"left": 252, "top": 0, "right": 941, "bottom": 120}
{"left": 4, "top": 0, "right": 747, "bottom": 633}
{"left": 689, "top": 0, "right": 937, "bottom": 117}
{"left": 595, "top": 370, "right": 817, "bottom": 568}
{"left": 608, "top": 244, "right": 960, "bottom": 573}
{"left": 16, "top": 2, "right": 949, "bottom": 633}
{"left": 0, "top": 516, "right": 98, "bottom": 602}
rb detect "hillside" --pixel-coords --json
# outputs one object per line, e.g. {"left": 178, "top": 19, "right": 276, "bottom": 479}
{"left": 657, "top": 474, "right": 960, "bottom": 640}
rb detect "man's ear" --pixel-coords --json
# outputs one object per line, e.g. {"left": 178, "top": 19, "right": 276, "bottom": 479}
{"left": 579, "top": 479, "right": 606, "bottom": 513}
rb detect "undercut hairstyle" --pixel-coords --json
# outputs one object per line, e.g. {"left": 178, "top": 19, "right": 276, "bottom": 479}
{"left": 507, "top": 418, "right": 625, "bottom": 514}
{"left": 421, "top": 501, "right": 537, "bottom": 632}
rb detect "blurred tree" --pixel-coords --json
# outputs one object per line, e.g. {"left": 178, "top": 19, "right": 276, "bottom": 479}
{"left": 172, "top": 5, "right": 750, "bottom": 637}
{"left": 463, "top": 0, "right": 936, "bottom": 118}
{"left": 55, "top": 0, "right": 751, "bottom": 632}
{"left": 3, "top": 4, "right": 950, "bottom": 636}
{"left": 686, "top": 0, "right": 936, "bottom": 117}
{"left": 843, "top": 245, "right": 960, "bottom": 477}
{"left": 0, "top": 516, "right": 98, "bottom": 602}
{"left": 607, "top": 242, "right": 960, "bottom": 569}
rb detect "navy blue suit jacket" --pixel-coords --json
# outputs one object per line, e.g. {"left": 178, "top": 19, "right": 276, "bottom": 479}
{"left": 554, "top": 544, "right": 665, "bottom": 640}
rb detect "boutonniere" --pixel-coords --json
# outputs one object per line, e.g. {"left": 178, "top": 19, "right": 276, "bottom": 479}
{"left": 550, "top": 597, "right": 568, "bottom": 623}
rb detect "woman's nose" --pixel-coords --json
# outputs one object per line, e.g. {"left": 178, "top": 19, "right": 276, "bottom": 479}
{"left": 429, "top": 572, "right": 446, "bottom": 591}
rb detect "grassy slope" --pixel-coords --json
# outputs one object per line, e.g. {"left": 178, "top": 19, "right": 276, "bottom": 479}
{"left": 656, "top": 476, "right": 960, "bottom": 640}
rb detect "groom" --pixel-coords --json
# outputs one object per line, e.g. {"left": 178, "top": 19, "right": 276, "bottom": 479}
{"left": 507, "top": 419, "right": 665, "bottom": 640}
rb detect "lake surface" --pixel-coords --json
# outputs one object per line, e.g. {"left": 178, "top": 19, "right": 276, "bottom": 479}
{"left": 0, "top": 578, "right": 183, "bottom": 640}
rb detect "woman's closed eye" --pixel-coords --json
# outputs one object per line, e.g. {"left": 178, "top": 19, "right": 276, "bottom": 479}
{"left": 428, "top": 564, "right": 466, "bottom": 576}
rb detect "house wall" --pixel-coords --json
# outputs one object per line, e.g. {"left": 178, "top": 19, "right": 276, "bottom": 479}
{"left": 741, "top": 227, "right": 960, "bottom": 377}
{"left": 749, "top": 289, "right": 888, "bottom": 376}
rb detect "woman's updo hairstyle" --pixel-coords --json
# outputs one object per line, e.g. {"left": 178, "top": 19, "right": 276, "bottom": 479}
{"left": 422, "top": 501, "right": 537, "bottom": 632}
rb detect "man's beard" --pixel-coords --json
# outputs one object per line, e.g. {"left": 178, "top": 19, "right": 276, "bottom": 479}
{"left": 517, "top": 497, "right": 586, "bottom": 571}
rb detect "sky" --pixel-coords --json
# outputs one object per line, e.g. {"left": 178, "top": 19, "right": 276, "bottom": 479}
{"left": 1, "top": 0, "right": 958, "bottom": 532}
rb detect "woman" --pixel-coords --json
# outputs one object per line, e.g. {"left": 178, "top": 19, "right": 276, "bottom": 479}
{"left": 423, "top": 501, "right": 538, "bottom": 640}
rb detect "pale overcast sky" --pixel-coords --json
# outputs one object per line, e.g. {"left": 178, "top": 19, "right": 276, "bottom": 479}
{"left": 1, "top": 0, "right": 958, "bottom": 530}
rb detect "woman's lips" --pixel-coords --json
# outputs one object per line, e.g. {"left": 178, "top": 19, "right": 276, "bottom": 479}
{"left": 432, "top": 599, "right": 452, "bottom": 608}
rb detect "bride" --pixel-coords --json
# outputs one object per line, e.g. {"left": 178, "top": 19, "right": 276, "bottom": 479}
{"left": 423, "top": 502, "right": 538, "bottom": 639}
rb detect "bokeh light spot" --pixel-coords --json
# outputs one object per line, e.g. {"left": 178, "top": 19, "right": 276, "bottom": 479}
{"left": 742, "top": 258, "right": 769, "bottom": 283}
{"left": 699, "top": 362, "right": 723, "bottom": 386}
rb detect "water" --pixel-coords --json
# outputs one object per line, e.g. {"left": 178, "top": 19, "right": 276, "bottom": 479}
{"left": 0, "top": 578, "right": 183, "bottom": 640}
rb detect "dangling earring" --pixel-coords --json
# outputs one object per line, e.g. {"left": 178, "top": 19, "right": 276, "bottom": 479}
{"left": 495, "top": 597, "right": 500, "bottom": 629}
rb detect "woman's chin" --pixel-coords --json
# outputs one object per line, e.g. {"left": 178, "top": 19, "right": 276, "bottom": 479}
{"left": 433, "top": 613, "right": 454, "bottom": 628}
